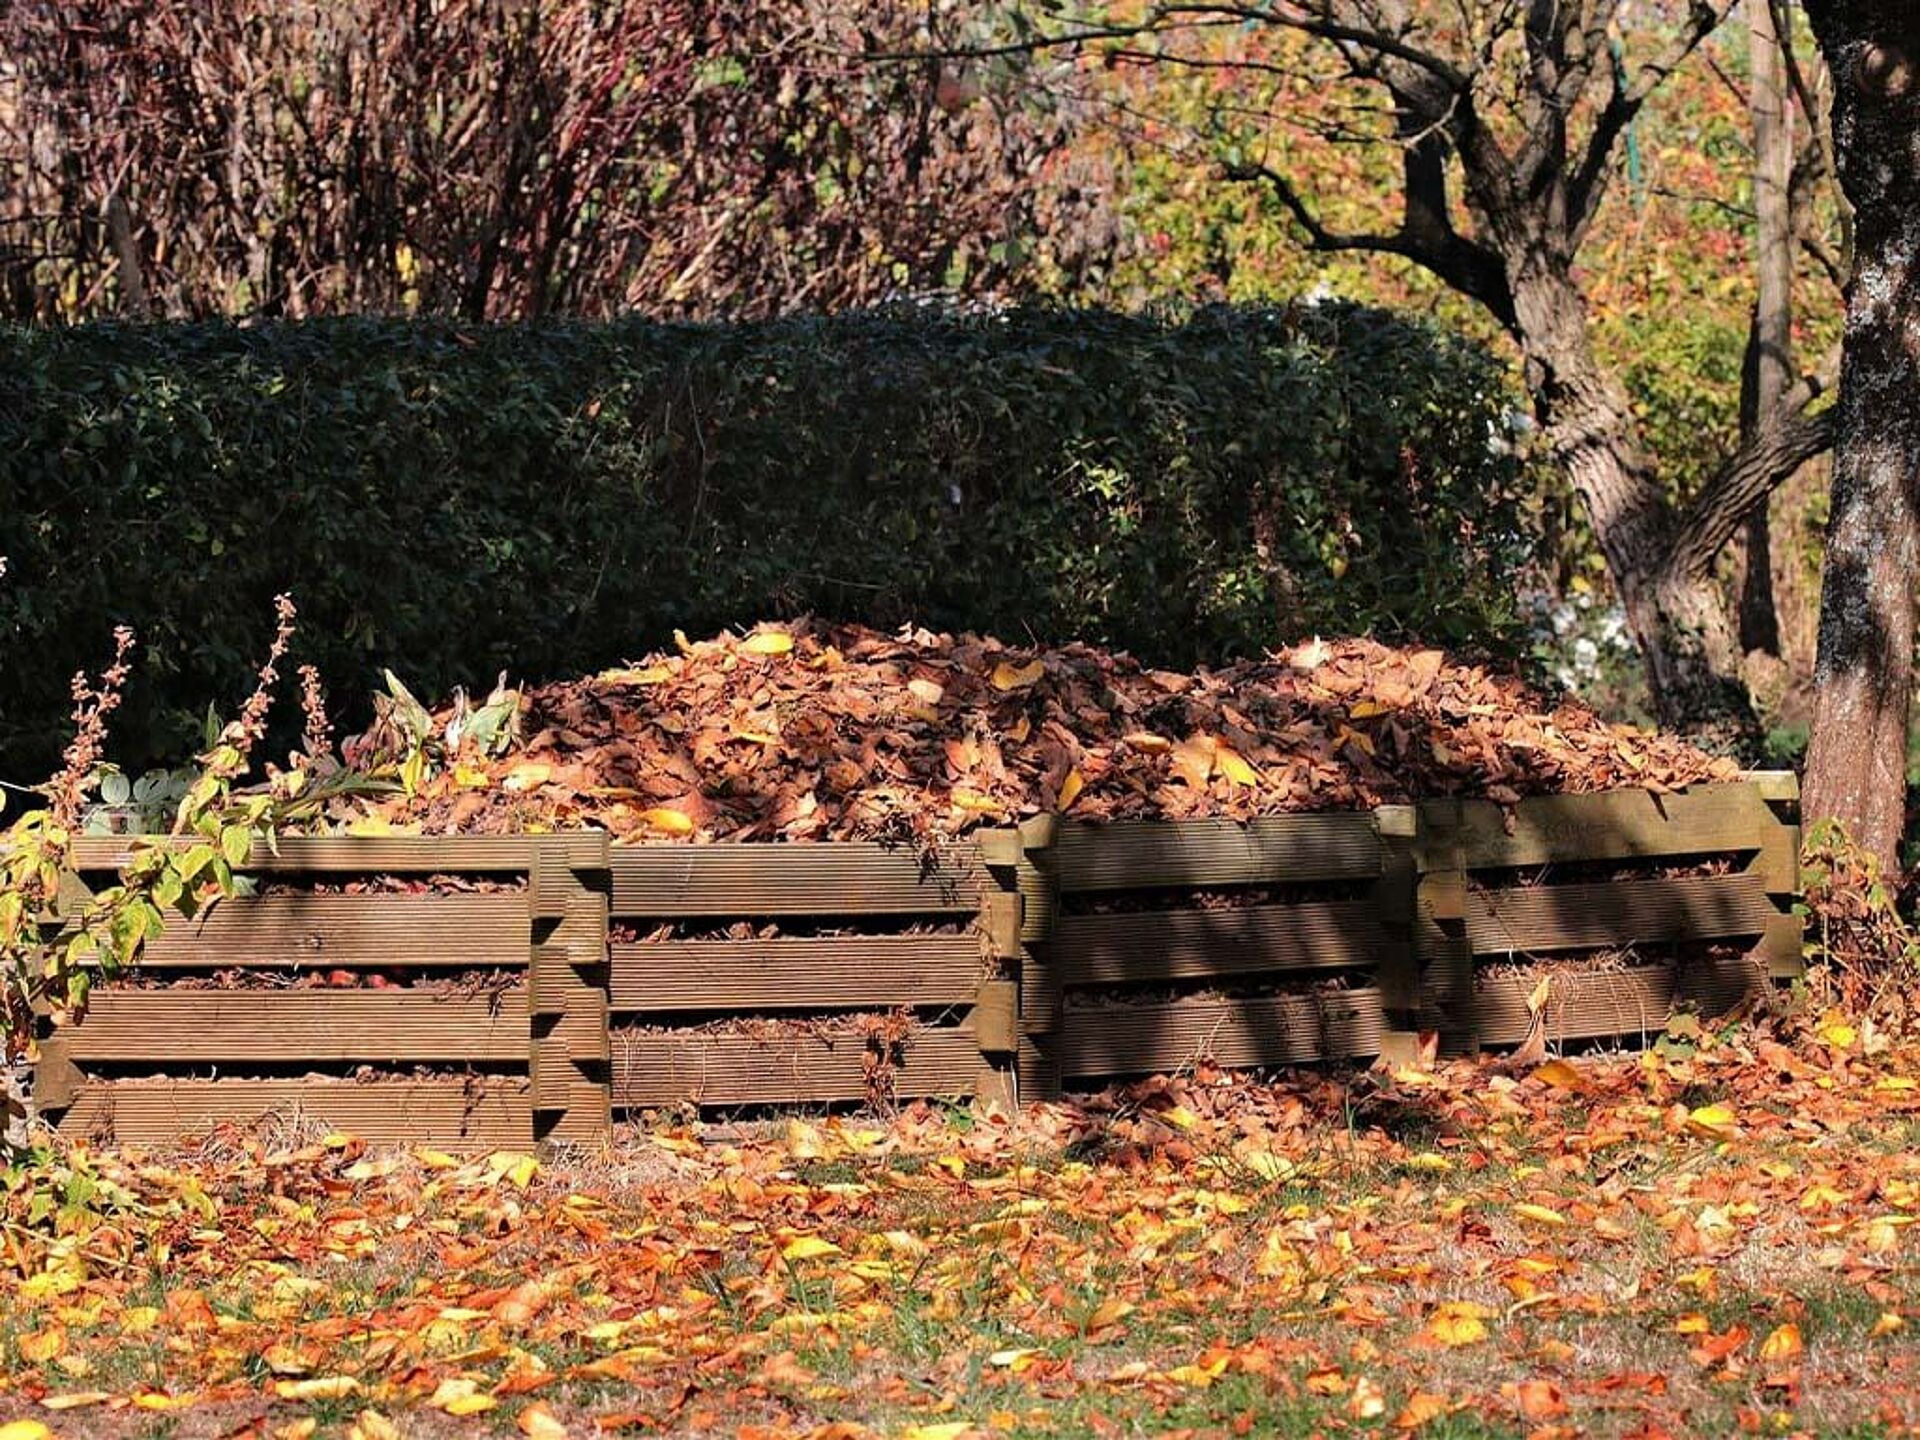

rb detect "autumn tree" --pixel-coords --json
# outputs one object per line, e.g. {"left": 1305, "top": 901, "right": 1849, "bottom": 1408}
{"left": 1798, "top": 0, "right": 1920, "bottom": 868}
{"left": 941, "top": 2, "right": 1839, "bottom": 731}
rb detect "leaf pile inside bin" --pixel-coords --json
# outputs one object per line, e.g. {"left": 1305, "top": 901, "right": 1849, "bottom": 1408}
{"left": 345, "top": 621, "right": 1738, "bottom": 843}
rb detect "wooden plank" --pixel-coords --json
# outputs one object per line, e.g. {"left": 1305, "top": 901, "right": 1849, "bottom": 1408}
{"left": 1056, "top": 989, "right": 1385, "bottom": 1078}
{"left": 55, "top": 1077, "right": 531, "bottom": 1149}
{"left": 608, "top": 935, "right": 984, "bottom": 1011}
{"left": 1051, "top": 815, "right": 1383, "bottom": 893}
{"left": 1054, "top": 900, "right": 1400, "bottom": 986}
{"left": 70, "top": 834, "right": 581, "bottom": 874}
{"left": 611, "top": 1025, "right": 978, "bottom": 1107}
{"left": 1443, "top": 783, "right": 1782, "bottom": 871}
{"left": 609, "top": 844, "right": 983, "bottom": 918}
{"left": 1462, "top": 873, "right": 1776, "bottom": 955}
{"left": 55, "top": 990, "right": 529, "bottom": 1063}
{"left": 120, "top": 895, "right": 529, "bottom": 969}
{"left": 1474, "top": 958, "right": 1767, "bottom": 1047}
{"left": 974, "top": 981, "right": 1019, "bottom": 1054}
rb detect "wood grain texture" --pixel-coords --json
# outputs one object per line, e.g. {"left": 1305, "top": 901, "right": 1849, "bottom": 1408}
{"left": 1055, "top": 900, "right": 1400, "bottom": 985}
{"left": 57, "top": 989, "right": 528, "bottom": 1063}
{"left": 609, "top": 936, "right": 984, "bottom": 1011}
{"left": 71, "top": 834, "right": 602, "bottom": 873}
{"left": 1442, "top": 784, "right": 1784, "bottom": 870}
{"left": 123, "top": 895, "right": 528, "bottom": 969}
{"left": 1474, "top": 958, "right": 1766, "bottom": 1046}
{"left": 1462, "top": 873, "right": 1776, "bottom": 955}
{"left": 55, "top": 1077, "right": 532, "bottom": 1148}
{"left": 609, "top": 844, "right": 983, "bottom": 918}
{"left": 1055, "top": 989, "right": 1385, "bottom": 1078}
{"left": 1051, "top": 815, "right": 1383, "bottom": 893}
{"left": 611, "top": 1025, "right": 977, "bottom": 1106}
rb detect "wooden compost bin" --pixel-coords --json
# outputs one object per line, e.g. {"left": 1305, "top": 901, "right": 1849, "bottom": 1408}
{"left": 1416, "top": 774, "right": 1802, "bottom": 1049}
{"left": 36, "top": 833, "right": 610, "bottom": 1149}
{"left": 30, "top": 774, "right": 1802, "bottom": 1143}
{"left": 603, "top": 841, "right": 1007, "bottom": 1112}
{"left": 986, "top": 809, "right": 1417, "bottom": 1096}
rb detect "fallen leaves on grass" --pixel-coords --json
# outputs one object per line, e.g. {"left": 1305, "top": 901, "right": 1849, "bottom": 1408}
{"left": 7, "top": 1027, "right": 1920, "bottom": 1434}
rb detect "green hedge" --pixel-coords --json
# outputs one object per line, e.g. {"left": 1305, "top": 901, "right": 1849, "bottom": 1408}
{"left": 0, "top": 305, "right": 1531, "bottom": 774}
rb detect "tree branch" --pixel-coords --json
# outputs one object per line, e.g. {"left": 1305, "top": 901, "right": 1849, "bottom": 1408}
{"left": 1664, "top": 345, "right": 1842, "bottom": 583}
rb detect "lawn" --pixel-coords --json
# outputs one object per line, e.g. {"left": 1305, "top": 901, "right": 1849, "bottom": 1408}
{"left": 5, "top": 1016, "right": 1920, "bottom": 1439}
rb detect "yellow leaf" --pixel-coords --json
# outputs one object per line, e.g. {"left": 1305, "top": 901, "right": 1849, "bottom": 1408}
{"left": 0, "top": 1423, "right": 54, "bottom": 1440}
{"left": 1817, "top": 1010, "right": 1858, "bottom": 1049}
{"left": 900, "top": 1425, "right": 978, "bottom": 1440}
{"left": 484, "top": 1151, "right": 541, "bottom": 1188}
{"left": 1531, "top": 1058, "right": 1583, "bottom": 1089}
{"left": 990, "top": 659, "right": 1045, "bottom": 691}
{"left": 1348, "top": 701, "right": 1389, "bottom": 719}
{"left": 1347, "top": 1375, "right": 1387, "bottom": 1419}
{"left": 987, "top": 1348, "right": 1041, "bottom": 1371}
{"left": 1215, "top": 746, "right": 1261, "bottom": 787}
{"left": 38, "top": 1394, "right": 112, "bottom": 1412}
{"left": 451, "top": 764, "right": 493, "bottom": 789}
{"left": 517, "top": 1401, "right": 570, "bottom": 1439}
{"left": 908, "top": 678, "right": 945, "bottom": 705}
{"left": 429, "top": 1378, "right": 492, "bottom": 1414}
{"left": 1872, "top": 1312, "right": 1905, "bottom": 1337}
{"left": 274, "top": 1377, "right": 364, "bottom": 1401}
{"left": 17, "top": 1327, "right": 65, "bottom": 1364}
{"left": 742, "top": 630, "right": 795, "bottom": 656}
{"left": 1424, "top": 1301, "right": 1492, "bottom": 1347}
{"left": 1085, "top": 1298, "right": 1135, "bottom": 1332}
{"left": 1686, "top": 1103, "right": 1741, "bottom": 1140}
{"left": 639, "top": 808, "right": 695, "bottom": 836}
{"left": 1122, "top": 732, "right": 1171, "bottom": 754}
{"left": 351, "top": 1411, "right": 403, "bottom": 1440}
{"left": 445, "top": 1394, "right": 499, "bottom": 1417}
{"left": 1759, "top": 1322, "right": 1803, "bottom": 1365}
{"left": 1057, "top": 768, "right": 1085, "bottom": 809}
{"left": 501, "top": 762, "right": 552, "bottom": 793}
{"left": 1525, "top": 977, "right": 1551, "bottom": 1016}
{"left": 1240, "top": 1150, "right": 1296, "bottom": 1182}
{"left": 596, "top": 664, "right": 674, "bottom": 686}
{"left": 781, "top": 1235, "right": 843, "bottom": 1262}
{"left": 1513, "top": 1203, "right": 1568, "bottom": 1228}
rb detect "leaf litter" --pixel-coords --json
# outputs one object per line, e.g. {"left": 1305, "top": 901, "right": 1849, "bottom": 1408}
{"left": 6, "top": 1024, "right": 1920, "bottom": 1434}
{"left": 345, "top": 620, "right": 1739, "bottom": 843}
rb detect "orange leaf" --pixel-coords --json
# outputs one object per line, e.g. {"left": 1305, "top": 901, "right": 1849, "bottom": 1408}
{"left": 1759, "top": 1322, "right": 1803, "bottom": 1365}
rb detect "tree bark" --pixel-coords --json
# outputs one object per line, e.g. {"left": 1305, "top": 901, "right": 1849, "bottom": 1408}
{"left": 1741, "top": 0, "right": 1795, "bottom": 657}
{"left": 1800, "top": 6, "right": 1920, "bottom": 870}
{"left": 1509, "top": 263, "right": 1753, "bottom": 730}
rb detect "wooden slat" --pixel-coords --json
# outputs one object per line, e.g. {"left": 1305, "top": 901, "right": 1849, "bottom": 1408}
{"left": 57, "top": 990, "right": 529, "bottom": 1063}
{"left": 1442, "top": 784, "right": 1783, "bottom": 870}
{"left": 1051, "top": 815, "right": 1383, "bottom": 893}
{"left": 611, "top": 1025, "right": 978, "bottom": 1107}
{"left": 1463, "top": 873, "right": 1775, "bottom": 955}
{"left": 55, "top": 1077, "right": 531, "bottom": 1149}
{"left": 70, "top": 834, "right": 601, "bottom": 873}
{"left": 1055, "top": 900, "right": 1400, "bottom": 986}
{"left": 609, "top": 844, "right": 983, "bottom": 918}
{"left": 608, "top": 936, "right": 983, "bottom": 1011}
{"left": 1056, "top": 989, "right": 1385, "bottom": 1078}
{"left": 1475, "top": 958, "right": 1766, "bottom": 1047}
{"left": 122, "top": 895, "right": 528, "bottom": 969}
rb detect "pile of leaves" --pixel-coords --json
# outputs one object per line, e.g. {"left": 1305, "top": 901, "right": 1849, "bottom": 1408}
{"left": 349, "top": 620, "right": 1740, "bottom": 844}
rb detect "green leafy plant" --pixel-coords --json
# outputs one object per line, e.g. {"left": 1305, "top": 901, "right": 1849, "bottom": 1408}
{"left": 1, "top": 598, "right": 374, "bottom": 1149}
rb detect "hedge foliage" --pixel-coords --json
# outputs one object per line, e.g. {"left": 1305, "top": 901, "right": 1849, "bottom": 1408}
{"left": 0, "top": 306, "right": 1531, "bottom": 774}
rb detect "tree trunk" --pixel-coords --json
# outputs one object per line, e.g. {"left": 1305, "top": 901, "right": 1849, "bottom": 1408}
{"left": 1800, "top": 9, "right": 1920, "bottom": 871}
{"left": 1741, "top": 0, "right": 1795, "bottom": 658}
{"left": 1510, "top": 266, "right": 1752, "bottom": 731}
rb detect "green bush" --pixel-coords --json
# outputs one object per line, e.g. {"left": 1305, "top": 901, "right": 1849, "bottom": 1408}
{"left": 0, "top": 305, "right": 1532, "bottom": 774}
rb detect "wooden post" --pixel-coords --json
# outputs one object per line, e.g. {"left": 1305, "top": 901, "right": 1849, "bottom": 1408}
{"left": 529, "top": 835, "right": 613, "bottom": 1147}
{"left": 1371, "top": 805, "right": 1425, "bottom": 1064}
{"left": 1412, "top": 800, "right": 1476, "bottom": 1055}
